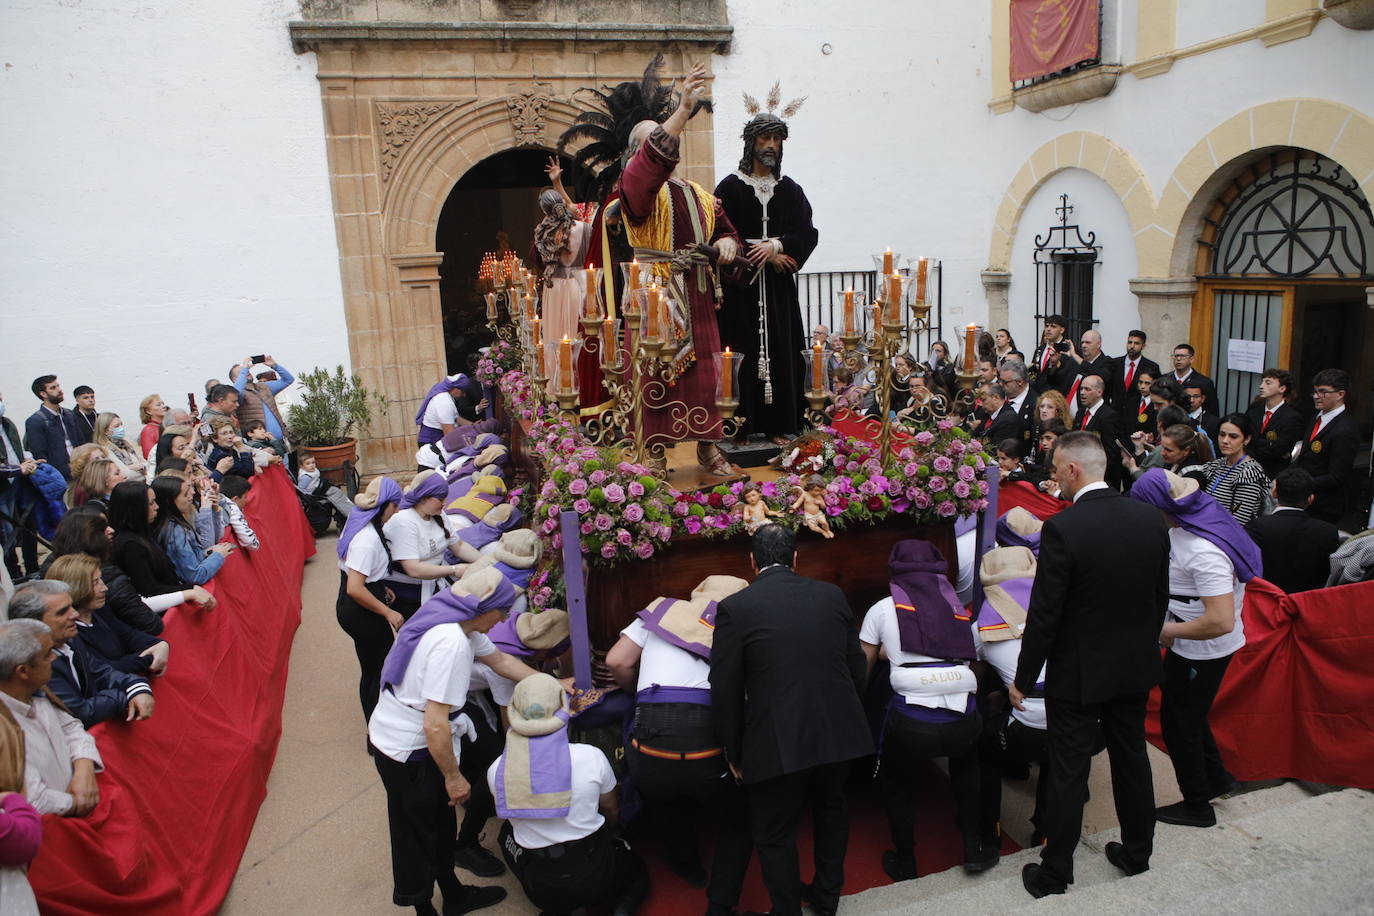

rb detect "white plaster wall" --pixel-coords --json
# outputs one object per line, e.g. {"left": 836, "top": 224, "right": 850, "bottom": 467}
{"left": 1176, "top": 0, "right": 1263, "bottom": 51}
{"left": 0, "top": 0, "right": 347, "bottom": 433}
{"left": 1006, "top": 169, "right": 1141, "bottom": 357}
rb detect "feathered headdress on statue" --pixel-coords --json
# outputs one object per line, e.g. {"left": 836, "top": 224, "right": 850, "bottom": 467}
{"left": 739, "top": 82, "right": 806, "bottom": 177}
{"left": 557, "top": 54, "right": 712, "bottom": 204}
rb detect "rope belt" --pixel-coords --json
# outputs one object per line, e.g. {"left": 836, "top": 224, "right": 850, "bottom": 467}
{"left": 629, "top": 738, "right": 723, "bottom": 761}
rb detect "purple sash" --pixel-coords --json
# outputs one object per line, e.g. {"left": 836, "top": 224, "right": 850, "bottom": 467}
{"left": 977, "top": 576, "right": 1034, "bottom": 633}
{"left": 399, "top": 472, "right": 449, "bottom": 510}
{"left": 996, "top": 515, "right": 1041, "bottom": 554}
{"left": 888, "top": 540, "right": 974, "bottom": 661}
{"left": 494, "top": 711, "right": 573, "bottom": 819}
{"left": 635, "top": 597, "right": 718, "bottom": 661}
{"left": 495, "top": 560, "right": 535, "bottom": 590}
{"left": 379, "top": 589, "right": 482, "bottom": 690}
{"left": 336, "top": 477, "right": 400, "bottom": 560}
{"left": 1130, "top": 469, "right": 1263, "bottom": 582}
{"left": 637, "top": 685, "right": 710, "bottom": 706}
{"left": 415, "top": 375, "right": 468, "bottom": 436}
{"left": 458, "top": 508, "right": 525, "bottom": 549}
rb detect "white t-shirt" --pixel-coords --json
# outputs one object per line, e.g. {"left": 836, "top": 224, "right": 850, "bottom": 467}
{"left": 469, "top": 661, "right": 516, "bottom": 708}
{"left": 384, "top": 508, "right": 454, "bottom": 599}
{"left": 368, "top": 625, "right": 496, "bottom": 762}
{"left": 860, "top": 597, "right": 978, "bottom": 712}
{"left": 339, "top": 524, "right": 390, "bottom": 582}
{"left": 422, "top": 393, "right": 460, "bottom": 430}
{"left": 488, "top": 743, "right": 616, "bottom": 849}
{"left": 619, "top": 617, "right": 711, "bottom": 693}
{"left": 1167, "top": 529, "right": 1246, "bottom": 661}
{"left": 975, "top": 632, "right": 1047, "bottom": 730}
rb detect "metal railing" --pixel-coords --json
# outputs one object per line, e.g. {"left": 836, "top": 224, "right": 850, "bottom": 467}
{"left": 795, "top": 267, "right": 945, "bottom": 359}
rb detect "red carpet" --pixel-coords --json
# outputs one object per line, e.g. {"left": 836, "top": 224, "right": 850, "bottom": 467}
{"left": 27, "top": 467, "right": 316, "bottom": 916}
{"left": 634, "top": 762, "right": 1022, "bottom": 915}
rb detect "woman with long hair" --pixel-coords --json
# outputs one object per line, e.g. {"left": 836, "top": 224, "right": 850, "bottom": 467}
{"left": 138, "top": 394, "right": 169, "bottom": 459}
{"left": 154, "top": 429, "right": 201, "bottom": 474}
{"left": 532, "top": 183, "right": 593, "bottom": 354}
{"left": 1124, "top": 415, "right": 1213, "bottom": 481}
{"left": 92, "top": 412, "right": 148, "bottom": 483}
{"left": 46, "top": 553, "right": 170, "bottom": 676}
{"left": 109, "top": 480, "right": 191, "bottom": 598}
{"left": 45, "top": 506, "right": 213, "bottom": 633}
{"left": 336, "top": 476, "right": 405, "bottom": 722}
{"left": 1199, "top": 413, "right": 1269, "bottom": 525}
{"left": 1032, "top": 389, "right": 1072, "bottom": 445}
{"left": 151, "top": 476, "right": 233, "bottom": 585}
{"left": 993, "top": 328, "right": 1017, "bottom": 362}
{"left": 64, "top": 457, "right": 125, "bottom": 510}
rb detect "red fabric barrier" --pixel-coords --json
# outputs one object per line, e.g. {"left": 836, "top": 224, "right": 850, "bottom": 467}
{"left": 28, "top": 466, "right": 316, "bottom": 915}
{"left": 1145, "top": 577, "right": 1374, "bottom": 791}
{"left": 997, "top": 480, "right": 1068, "bottom": 520}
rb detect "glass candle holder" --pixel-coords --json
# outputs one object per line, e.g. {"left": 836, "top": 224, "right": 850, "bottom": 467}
{"left": 802, "top": 346, "right": 828, "bottom": 396}
{"left": 546, "top": 337, "right": 584, "bottom": 396}
{"left": 714, "top": 349, "right": 742, "bottom": 410}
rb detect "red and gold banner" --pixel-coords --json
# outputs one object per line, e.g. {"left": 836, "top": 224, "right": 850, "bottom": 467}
{"left": 1010, "top": 0, "right": 1101, "bottom": 82}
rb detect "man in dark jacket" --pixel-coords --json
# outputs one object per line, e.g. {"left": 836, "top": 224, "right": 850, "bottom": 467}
{"left": 710, "top": 525, "right": 873, "bottom": 916}
{"left": 1245, "top": 368, "right": 1304, "bottom": 479}
{"left": 1, "top": 391, "right": 41, "bottom": 577}
{"left": 1295, "top": 368, "right": 1361, "bottom": 525}
{"left": 23, "top": 374, "right": 88, "bottom": 479}
{"left": 1012, "top": 432, "right": 1170, "bottom": 897}
{"left": 1246, "top": 469, "right": 1340, "bottom": 593}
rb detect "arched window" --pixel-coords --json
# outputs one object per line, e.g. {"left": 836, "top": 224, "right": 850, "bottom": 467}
{"left": 1202, "top": 151, "right": 1374, "bottom": 280}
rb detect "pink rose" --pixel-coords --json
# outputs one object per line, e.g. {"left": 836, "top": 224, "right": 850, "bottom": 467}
{"left": 541, "top": 518, "right": 558, "bottom": 534}
{"left": 600, "top": 542, "right": 618, "bottom": 559}
{"left": 721, "top": 493, "right": 737, "bottom": 508}
{"left": 551, "top": 533, "right": 562, "bottom": 549}
{"left": 913, "top": 492, "right": 932, "bottom": 509}
{"left": 933, "top": 456, "right": 953, "bottom": 472}
{"left": 594, "top": 513, "right": 614, "bottom": 531}
{"left": 623, "top": 503, "right": 645, "bottom": 522}
{"left": 634, "top": 542, "right": 655, "bottom": 559}
{"left": 915, "top": 431, "right": 935, "bottom": 446}
{"left": 937, "top": 501, "right": 957, "bottom": 517}
{"left": 683, "top": 516, "right": 703, "bottom": 535}
{"left": 928, "top": 476, "right": 947, "bottom": 492}
{"left": 628, "top": 481, "right": 646, "bottom": 498}
{"left": 573, "top": 498, "right": 592, "bottom": 515}
{"left": 589, "top": 470, "right": 608, "bottom": 485}
{"left": 580, "top": 520, "right": 594, "bottom": 535}
{"left": 616, "top": 528, "right": 633, "bottom": 546}
{"left": 953, "top": 481, "right": 971, "bottom": 498}
{"left": 568, "top": 478, "right": 588, "bottom": 495}
{"left": 710, "top": 514, "right": 731, "bottom": 529}
{"left": 892, "top": 498, "right": 910, "bottom": 513}
{"left": 604, "top": 483, "right": 626, "bottom": 504}
{"left": 673, "top": 501, "right": 689, "bottom": 517}
{"left": 958, "top": 465, "right": 976, "bottom": 482}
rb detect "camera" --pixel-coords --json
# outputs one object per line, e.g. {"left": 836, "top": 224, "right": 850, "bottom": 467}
{"left": 1053, "top": 340, "right": 1071, "bottom": 353}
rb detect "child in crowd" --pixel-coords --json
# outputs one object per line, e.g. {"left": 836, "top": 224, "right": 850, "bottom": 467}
{"left": 218, "top": 474, "right": 261, "bottom": 551}
{"left": 295, "top": 453, "right": 355, "bottom": 531}
{"left": 206, "top": 417, "right": 258, "bottom": 481}
{"left": 244, "top": 420, "right": 288, "bottom": 457}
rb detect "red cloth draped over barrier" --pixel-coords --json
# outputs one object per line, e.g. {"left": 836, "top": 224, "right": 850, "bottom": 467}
{"left": 997, "top": 480, "right": 1068, "bottom": 520}
{"left": 1010, "top": 0, "right": 1101, "bottom": 82}
{"left": 28, "top": 466, "right": 316, "bottom": 915}
{"left": 1147, "top": 577, "right": 1374, "bottom": 790}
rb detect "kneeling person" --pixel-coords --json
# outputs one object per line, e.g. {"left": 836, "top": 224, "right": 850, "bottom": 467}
{"left": 490, "top": 673, "right": 648, "bottom": 916}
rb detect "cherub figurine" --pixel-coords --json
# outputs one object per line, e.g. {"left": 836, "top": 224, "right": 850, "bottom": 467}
{"left": 791, "top": 475, "right": 834, "bottom": 539}
{"left": 736, "top": 483, "right": 782, "bottom": 533}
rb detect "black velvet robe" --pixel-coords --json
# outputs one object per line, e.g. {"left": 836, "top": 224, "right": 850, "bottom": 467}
{"left": 715, "top": 173, "right": 819, "bottom": 437}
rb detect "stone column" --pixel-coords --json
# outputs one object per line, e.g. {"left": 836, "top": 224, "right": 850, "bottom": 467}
{"left": 981, "top": 269, "right": 1012, "bottom": 334}
{"left": 1129, "top": 276, "right": 1198, "bottom": 355}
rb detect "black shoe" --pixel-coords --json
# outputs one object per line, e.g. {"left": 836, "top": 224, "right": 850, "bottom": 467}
{"left": 800, "top": 882, "right": 836, "bottom": 916}
{"left": 453, "top": 843, "right": 505, "bottom": 877}
{"left": 443, "top": 885, "right": 507, "bottom": 916}
{"left": 666, "top": 855, "right": 707, "bottom": 888}
{"left": 1104, "top": 841, "right": 1149, "bottom": 876}
{"left": 881, "top": 851, "right": 918, "bottom": 882}
{"left": 1210, "top": 778, "right": 1242, "bottom": 800}
{"left": 1021, "top": 863, "right": 1066, "bottom": 898}
{"left": 1155, "top": 800, "right": 1216, "bottom": 828}
{"left": 963, "top": 845, "right": 1000, "bottom": 874}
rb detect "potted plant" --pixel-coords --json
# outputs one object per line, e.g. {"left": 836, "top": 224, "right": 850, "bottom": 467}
{"left": 286, "top": 365, "right": 386, "bottom": 486}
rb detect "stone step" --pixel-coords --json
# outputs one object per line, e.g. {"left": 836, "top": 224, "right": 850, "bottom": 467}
{"left": 843, "top": 783, "right": 1374, "bottom": 915}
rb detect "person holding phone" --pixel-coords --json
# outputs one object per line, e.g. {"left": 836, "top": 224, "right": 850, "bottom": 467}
{"left": 230, "top": 354, "right": 295, "bottom": 444}
{"left": 150, "top": 476, "right": 233, "bottom": 585}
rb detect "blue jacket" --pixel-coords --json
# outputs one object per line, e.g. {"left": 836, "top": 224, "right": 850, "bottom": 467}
{"left": 76, "top": 608, "right": 162, "bottom": 675}
{"left": 157, "top": 520, "right": 225, "bottom": 585}
{"left": 23, "top": 405, "right": 88, "bottom": 479}
{"left": 49, "top": 640, "right": 151, "bottom": 728}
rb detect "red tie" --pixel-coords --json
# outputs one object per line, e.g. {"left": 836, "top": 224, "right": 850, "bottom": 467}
{"left": 1123, "top": 360, "right": 1136, "bottom": 394}
{"left": 1261, "top": 409, "right": 1273, "bottom": 433}
{"left": 1139, "top": 397, "right": 1149, "bottom": 415}
{"left": 1310, "top": 416, "right": 1321, "bottom": 441}
{"left": 1080, "top": 407, "right": 1092, "bottom": 429}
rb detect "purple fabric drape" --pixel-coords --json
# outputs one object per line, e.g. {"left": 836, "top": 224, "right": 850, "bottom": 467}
{"left": 888, "top": 540, "right": 975, "bottom": 660}
{"left": 379, "top": 588, "right": 482, "bottom": 690}
{"left": 399, "top": 473, "right": 449, "bottom": 510}
{"left": 1130, "top": 468, "right": 1263, "bottom": 582}
{"left": 335, "top": 477, "right": 401, "bottom": 560}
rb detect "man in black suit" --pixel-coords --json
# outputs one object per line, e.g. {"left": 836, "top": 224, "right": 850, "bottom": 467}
{"left": 997, "top": 360, "right": 1037, "bottom": 449}
{"left": 1167, "top": 344, "right": 1219, "bottom": 416}
{"left": 976, "top": 383, "right": 1025, "bottom": 446}
{"left": 1012, "top": 432, "right": 1170, "bottom": 898}
{"left": 1245, "top": 368, "right": 1305, "bottom": 479}
{"left": 1074, "top": 374, "right": 1128, "bottom": 489}
{"left": 1183, "top": 383, "right": 1221, "bottom": 448}
{"left": 1029, "top": 315, "right": 1076, "bottom": 396}
{"left": 1064, "top": 329, "right": 1114, "bottom": 422}
{"left": 23, "top": 374, "right": 88, "bottom": 480}
{"left": 1246, "top": 468, "right": 1340, "bottom": 593}
{"left": 710, "top": 525, "right": 873, "bottom": 916}
{"left": 1295, "top": 368, "right": 1362, "bottom": 525}
{"left": 1110, "top": 330, "right": 1161, "bottom": 410}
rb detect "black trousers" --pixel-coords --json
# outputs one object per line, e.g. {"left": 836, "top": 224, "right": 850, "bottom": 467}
{"left": 335, "top": 573, "right": 393, "bottom": 724}
{"left": 977, "top": 709, "right": 1049, "bottom": 845}
{"left": 746, "top": 760, "right": 851, "bottom": 916}
{"left": 880, "top": 707, "right": 983, "bottom": 864}
{"left": 1159, "top": 650, "right": 1235, "bottom": 805}
{"left": 627, "top": 703, "right": 752, "bottom": 909}
{"left": 456, "top": 695, "right": 504, "bottom": 847}
{"left": 372, "top": 746, "right": 464, "bottom": 906}
{"left": 498, "top": 820, "right": 647, "bottom": 915}
{"left": 1040, "top": 691, "right": 1154, "bottom": 887}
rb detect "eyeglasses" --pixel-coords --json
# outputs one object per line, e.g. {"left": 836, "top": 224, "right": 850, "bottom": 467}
{"left": 1312, "top": 388, "right": 1341, "bottom": 396}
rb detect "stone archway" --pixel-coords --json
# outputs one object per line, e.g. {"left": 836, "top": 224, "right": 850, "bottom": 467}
{"left": 292, "top": 16, "right": 729, "bottom": 474}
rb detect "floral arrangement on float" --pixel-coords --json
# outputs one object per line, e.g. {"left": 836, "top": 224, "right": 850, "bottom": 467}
{"left": 496, "top": 370, "right": 549, "bottom": 423}
{"left": 475, "top": 340, "right": 522, "bottom": 387}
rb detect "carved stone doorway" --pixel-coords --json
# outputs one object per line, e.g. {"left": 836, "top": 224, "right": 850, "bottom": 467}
{"left": 290, "top": 18, "right": 729, "bottom": 475}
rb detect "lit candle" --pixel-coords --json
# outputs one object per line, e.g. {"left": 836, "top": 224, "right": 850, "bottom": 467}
{"left": 531, "top": 316, "right": 542, "bottom": 355}
{"left": 524, "top": 295, "right": 535, "bottom": 323}
{"left": 558, "top": 336, "right": 573, "bottom": 391}
{"left": 722, "top": 347, "right": 734, "bottom": 399}
{"left": 843, "top": 290, "right": 855, "bottom": 336}
{"left": 646, "top": 285, "right": 661, "bottom": 339}
{"left": 882, "top": 248, "right": 893, "bottom": 276}
{"left": 485, "top": 291, "right": 497, "bottom": 320}
{"left": 584, "top": 269, "right": 598, "bottom": 318}
{"left": 915, "top": 257, "right": 929, "bottom": 302}
{"left": 964, "top": 323, "right": 977, "bottom": 373}
{"left": 812, "top": 342, "right": 825, "bottom": 392}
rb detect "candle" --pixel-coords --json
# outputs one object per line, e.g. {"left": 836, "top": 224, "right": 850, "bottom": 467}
{"left": 871, "top": 302, "right": 882, "bottom": 335}
{"left": 646, "top": 285, "right": 661, "bottom": 339}
{"left": 601, "top": 318, "right": 615, "bottom": 363}
{"left": 843, "top": 290, "right": 855, "bottom": 336}
{"left": 558, "top": 336, "right": 573, "bottom": 391}
{"left": 887, "top": 273, "right": 901, "bottom": 324}
{"left": 484, "top": 292, "right": 497, "bottom": 320}
{"left": 964, "top": 323, "right": 977, "bottom": 373}
{"left": 812, "top": 342, "right": 825, "bottom": 392}
{"left": 659, "top": 298, "right": 671, "bottom": 342}
{"left": 524, "top": 295, "right": 535, "bottom": 323}
{"left": 531, "top": 316, "right": 542, "bottom": 355}
{"left": 584, "top": 269, "right": 598, "bottom": 318}
{"left": 882, "top": 248, "right": 893, "bottom": 276}
{"left": 628, "top": 260, "right": 640, "bottom": 292}
{"left": 915, "top": 257, "right": 929, "bottom": 302}
{"left": 722, "top": 347, "right": 734, "bottom": 399}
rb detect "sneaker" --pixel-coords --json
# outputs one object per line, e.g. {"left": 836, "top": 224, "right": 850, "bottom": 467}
{"left": 443, "top": 885, "right": 507, "bottom": 916}
{"left": 1155, "top": 800, "right": 1216, "bottom": 828}
{"left": 453, "top": 843, "right": 505, "bottom": 877}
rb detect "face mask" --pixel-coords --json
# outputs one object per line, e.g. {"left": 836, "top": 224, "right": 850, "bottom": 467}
{"left": 111, "top": 426, "right": 126, "bottom": 440}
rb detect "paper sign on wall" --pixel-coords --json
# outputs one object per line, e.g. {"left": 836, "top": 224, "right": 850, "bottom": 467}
{"left": 1227, "top": 339, "right": 1267, "bottom": 374}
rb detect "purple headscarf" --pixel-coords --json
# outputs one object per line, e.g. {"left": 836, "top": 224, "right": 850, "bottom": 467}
{"left": 1129, "top": 468, "right": 1263, "bottom": 583}
{"left": 399, "top": 472, "right": 450, "bottom": 510}
{"left": 888, "top": 540, "right": 976, "bottom": 661}
{"left": 415, "top": 374, "right": 469, "bottom": 440}
{"left": 336, "top": 477, "right": 402, "bottom": 560}
{"left": 379, "top": 587, "right": 483, "bottom": 690}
